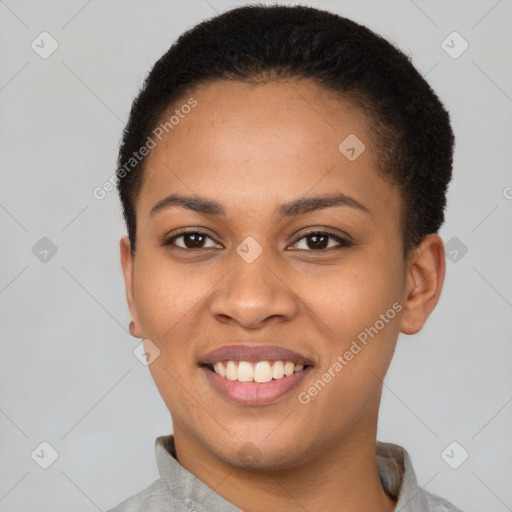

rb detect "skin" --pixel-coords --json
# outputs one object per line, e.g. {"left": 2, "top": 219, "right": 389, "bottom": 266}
{"left": 120, "top": 78, "right": 445, "bottom": 512}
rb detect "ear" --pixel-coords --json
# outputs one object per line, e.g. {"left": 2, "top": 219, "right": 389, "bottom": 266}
{"left": 120, "top": 235, "right": 142, "bottom": 338}
{"left": 400, "top": 234, "right": 446, "bottom": 335}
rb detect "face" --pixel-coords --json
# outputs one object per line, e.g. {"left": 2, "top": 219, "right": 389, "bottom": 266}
{"left": 121, "top": 78, "right": 430, "bottom": 470}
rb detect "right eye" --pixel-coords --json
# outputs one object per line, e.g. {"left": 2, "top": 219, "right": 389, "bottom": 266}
{"left": 162, "top": 230, "right": 222, "bottom": 250}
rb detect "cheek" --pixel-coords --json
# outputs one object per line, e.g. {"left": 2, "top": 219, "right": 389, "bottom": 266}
{"left": 303, "top": 251, "right": 405, "bottom": 413}
{"left": 132, "top": 256, "right": 211, "bottom": 416}
{"left": 301, "top": 254, "right": 405, "bottom": 339}
{"left": 294, "top": 264, "right": 403, "bottom": 433}
{"left": 132, "top": 254, "right": 208, "bottom": 335}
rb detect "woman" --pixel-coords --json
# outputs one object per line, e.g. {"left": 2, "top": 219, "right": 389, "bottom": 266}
{"left": 110, "top": 5, "right": 461, "bottom": 511}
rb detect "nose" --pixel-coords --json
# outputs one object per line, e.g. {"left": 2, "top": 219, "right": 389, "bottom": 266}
{"left": 209, "top": 250, "right": 300, "bottom": 329}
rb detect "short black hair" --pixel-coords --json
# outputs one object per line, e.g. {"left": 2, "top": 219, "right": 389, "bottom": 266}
{"left": 117, "top": 4, "right": 454, "bottom": 255}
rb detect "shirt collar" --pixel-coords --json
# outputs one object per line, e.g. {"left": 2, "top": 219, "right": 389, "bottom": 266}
{"left": 155, "top": 435, "right": 241, "bottom": 511}
{"left": 155, "top": 435, "right": 431, "bottom": 511}
{"left": 376, "top": 441, "right": 431, "bottom": 511}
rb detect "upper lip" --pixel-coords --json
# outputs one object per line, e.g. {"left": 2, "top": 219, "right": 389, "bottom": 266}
{"left": 199, "top": 344, "right": 315, "bottom": 366}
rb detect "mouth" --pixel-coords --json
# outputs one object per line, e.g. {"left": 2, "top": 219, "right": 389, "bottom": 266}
{"left": 203, "top": 360, "right": 312, "bottom": 382}
{"left": 199, "top": 344, "right": 314, "bottom": 405}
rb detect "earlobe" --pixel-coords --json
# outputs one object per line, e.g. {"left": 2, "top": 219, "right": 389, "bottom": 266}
{"left": 120, "top": 236, "right": 142, "bottom": 339}
{"left": 400, "top": 234, "right": 446, "bottom": 335}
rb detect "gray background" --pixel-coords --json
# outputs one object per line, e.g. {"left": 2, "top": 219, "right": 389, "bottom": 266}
{"left": 1, "top": 0, "right": 511, "bottom": 510}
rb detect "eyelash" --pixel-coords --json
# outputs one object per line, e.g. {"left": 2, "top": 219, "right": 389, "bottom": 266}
{"left": 162, "top": 229, "right": 352, "bottom": 252}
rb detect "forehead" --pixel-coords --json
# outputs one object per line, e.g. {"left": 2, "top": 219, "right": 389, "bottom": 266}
{"left": 137, "top": 78, "right": 397, "bottom": 220}
{"left": 148, "top": 78, "right": 370, "bottom": 164}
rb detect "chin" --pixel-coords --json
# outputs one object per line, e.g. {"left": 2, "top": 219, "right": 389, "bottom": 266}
{"left": 209, "top": 434, "right": 315, "bottom": 471}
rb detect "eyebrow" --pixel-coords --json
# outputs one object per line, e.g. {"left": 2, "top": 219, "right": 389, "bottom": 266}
{"left": 277, "top": 192, "right": 370, "bottom": 217}
{"left": 149, "top": 192, "right": 370, "bottom": 218}
{"left": 150, "top": 194, "right": 224, "bottom": 216}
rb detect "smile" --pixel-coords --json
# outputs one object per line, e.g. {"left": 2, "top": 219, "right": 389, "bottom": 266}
{"left": 209, "top": 360, "right": 307, "bottom": 383}
{"left": 199, "top": 344, "right": 315, "bottom": 405}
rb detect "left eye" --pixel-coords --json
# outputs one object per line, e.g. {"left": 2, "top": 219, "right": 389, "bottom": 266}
{"left": 290, "top": 231, "right": 350, "bottom": 251}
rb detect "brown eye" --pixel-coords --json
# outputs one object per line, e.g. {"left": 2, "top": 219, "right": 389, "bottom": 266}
{"left": 290, "top": 231, "right": 351, "bottom": 251}
{"left": 164, "top": 231, "right": 221, "bottom": 250}
{"left": 184, "top": 233, "right": 206, "bottom": 248}
{"left": 305, "top": 233, "right": 329, "bottom": 249}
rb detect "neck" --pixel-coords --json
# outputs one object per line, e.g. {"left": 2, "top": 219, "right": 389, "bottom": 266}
{"left": 172, "top": 394, "right": 396, "bottom": 512}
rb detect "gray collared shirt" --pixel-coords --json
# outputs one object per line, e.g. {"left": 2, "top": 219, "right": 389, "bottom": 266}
{"left": 107, "top": 435, "right": 463, "bottom": 511}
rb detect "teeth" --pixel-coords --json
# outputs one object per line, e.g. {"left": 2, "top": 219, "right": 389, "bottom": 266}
{"left": 225, "top": 361, "right": 238, "bottom": 381}
{"left": 284, "top": 361, "right": 295, "bottom": 376}
{"left": 237, "top": 361, "right": 254, "bottom": 382}
{"left": 211, "top": 360, "right": 307, "bottom": 382}
{"left": 272, "top": 361, "right": 285, "bottom": 379}
{"left": 213, "top": 362, "right": 226, "bottom": 378}
{"left": 254, "top": 361, "right": 272, "bottom": 383}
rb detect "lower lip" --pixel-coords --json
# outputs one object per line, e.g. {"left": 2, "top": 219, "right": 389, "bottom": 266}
{"left": 201, "top": 366, "right": 313, "bottom": 406}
